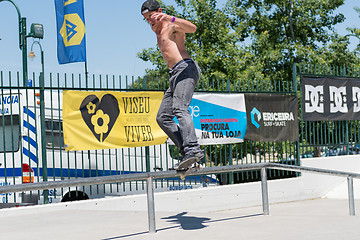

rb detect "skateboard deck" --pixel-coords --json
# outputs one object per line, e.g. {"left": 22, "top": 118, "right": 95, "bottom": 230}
{"left": 177, "top": 162, "right": 202, "bottom": 180}
{"left": 176, "top": 156, "right": 199, "bottom": 171}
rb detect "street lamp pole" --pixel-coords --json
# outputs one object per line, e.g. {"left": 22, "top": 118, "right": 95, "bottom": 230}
{"left": 28, "top": 41, "right": 48, "bottom": 204}
{"left": 0, "top": 0, "right": 28, "bottom": 86}
{"left": 29, "top": 41, "right": 44, "bottom": 76}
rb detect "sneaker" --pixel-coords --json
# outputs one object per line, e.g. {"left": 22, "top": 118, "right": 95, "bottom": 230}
{"left": 194, "top": 152, "right": 205, "bottom": 160}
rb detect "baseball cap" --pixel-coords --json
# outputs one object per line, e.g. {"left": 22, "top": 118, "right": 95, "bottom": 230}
{"left": 141, "top": 0, "right": 160, "bottom": 15}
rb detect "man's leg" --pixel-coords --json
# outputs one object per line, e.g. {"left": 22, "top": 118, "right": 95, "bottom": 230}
{"left": 156, "top": 88, "right": 185, "bottom": 155}
{"left": 172, "top": 72, "right": 201, "bottom": 157}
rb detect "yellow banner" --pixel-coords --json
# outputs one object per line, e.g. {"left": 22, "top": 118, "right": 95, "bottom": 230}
{"left": 63, "top": 91, "right": 167, "bottom": 151}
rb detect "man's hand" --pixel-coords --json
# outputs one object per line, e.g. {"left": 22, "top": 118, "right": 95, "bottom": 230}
{"left": 151, "top": 12, "right": 173, "bottom": 22}
{"left": 147, "top": 11, "right": 197, "bottom": 33}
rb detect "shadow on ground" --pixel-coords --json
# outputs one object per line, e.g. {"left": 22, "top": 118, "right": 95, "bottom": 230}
{"left": 161, "top": 212, "right": 211, "bottom": 230}
{"left": 102, "top": 212, "right": 263, "bottom": 239}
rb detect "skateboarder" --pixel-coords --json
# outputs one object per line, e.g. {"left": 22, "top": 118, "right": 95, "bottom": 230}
{"left": 141, "top": 0, "right": 204, "bottom": 170}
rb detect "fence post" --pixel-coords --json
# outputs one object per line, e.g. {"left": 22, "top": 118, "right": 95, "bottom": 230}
{"left": 228, "top": 144, "right": 234, "bottom": 184}
{"left": 261, "top": 167, "right": 269, "bottom": 215}
{"left": 143, "top": 76, "right": 151, "bottom": 172}
{"left": 39, "top": 72, "right": 48, "bottom": 204}
{"left": 293, "top": 63, "right": 301, "bottom": 176}
{"left": 146, "top": 176, "right": 156, "bottom": 233}
{"left": 347, "top": 176, "right": 355, "bottom": 216}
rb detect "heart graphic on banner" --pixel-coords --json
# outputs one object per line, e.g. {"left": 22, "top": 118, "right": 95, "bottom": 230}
{"left": 79, "top": 94, "right": 119, "bottom": 142}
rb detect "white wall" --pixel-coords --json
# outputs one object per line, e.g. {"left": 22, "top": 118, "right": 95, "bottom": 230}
{"left": 301, "top": 155, "right": 360, "bottom": 199}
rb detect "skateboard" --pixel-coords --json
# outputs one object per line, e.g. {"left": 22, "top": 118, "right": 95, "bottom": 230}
{"left": 176, "top": 156, "right": 200, "bottom": 171}
{"left": 177, "top": 162, "right": 202, "bottom": 180}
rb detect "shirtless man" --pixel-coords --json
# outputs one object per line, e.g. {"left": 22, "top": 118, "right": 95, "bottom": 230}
{"left": 141, "top": 0, "right": 204, "bottom": 170}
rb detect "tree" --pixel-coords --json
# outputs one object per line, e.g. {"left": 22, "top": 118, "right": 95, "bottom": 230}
{"left": 316, "top": 33, "right": 360, "bottom": 67}
{"left": 224, "top": 0, "right": 352, "bottom": 82}
{"left": 138, "top": 0, "right": 358, "bottom": 85}
{"left": 345, "top": 6, "right": 360, "bottom": 63}
{"left": 137, "top": 0, "right": 247, "bottom": 90}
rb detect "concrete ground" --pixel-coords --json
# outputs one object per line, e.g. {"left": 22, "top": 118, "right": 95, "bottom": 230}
{"left": 0, "top": 198, "right": 359, "bottom": 240}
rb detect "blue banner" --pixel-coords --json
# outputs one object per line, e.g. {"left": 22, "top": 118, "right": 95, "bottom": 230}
{"left": 173, "top": 94, "right": 247, "bottom": 145}
{"left": 55, "top": 0, "right": 86, "bottom": 64}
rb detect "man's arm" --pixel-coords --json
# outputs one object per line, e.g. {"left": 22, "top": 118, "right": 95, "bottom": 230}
{"left": 152, "top": 12, "right": 196, "bottom": 33}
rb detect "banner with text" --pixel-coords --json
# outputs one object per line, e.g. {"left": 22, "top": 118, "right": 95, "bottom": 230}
{"left": 244, "top": 94, "right": 299, "bottom": 142}
{"left": 63, "top": 91, "right": 167, "bottom": 151}
{"left": 301, "top": 76, "right": 360, "bottom": 121}
{"left": 172, "top": 94, "right": 247, "bottom": 145}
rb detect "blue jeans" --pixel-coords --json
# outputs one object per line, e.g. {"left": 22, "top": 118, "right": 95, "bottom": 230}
{"left": 156, "top": 59, "right": 202, "bottom": 157}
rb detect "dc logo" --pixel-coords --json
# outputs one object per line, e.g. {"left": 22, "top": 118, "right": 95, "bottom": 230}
{"left": 250, "top": 107, "right": 261, "bottom": 128}
{"left": 352, "top": 87, "right": 360, "bottom": 112}
{"left": 304, "top": 85, "right": 324, "bottom": 113}
{"left": 329, "top": 86, "right": 348, "bottom": 113}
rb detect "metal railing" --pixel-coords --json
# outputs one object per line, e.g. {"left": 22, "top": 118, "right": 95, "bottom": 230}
{"left": 0, "top": 162, "right": 358, "bottom": 234}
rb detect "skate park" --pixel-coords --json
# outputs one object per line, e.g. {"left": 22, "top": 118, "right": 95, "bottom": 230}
{"left": 2, "top": 1, "right": 360, "bottom": 239}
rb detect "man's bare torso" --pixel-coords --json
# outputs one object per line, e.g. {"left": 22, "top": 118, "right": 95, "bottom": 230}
{"left": 143, "top": 10, "right": 196, "bottom": 69}
{"left": 155, "top": 23, "right": 190, "bottom": 69}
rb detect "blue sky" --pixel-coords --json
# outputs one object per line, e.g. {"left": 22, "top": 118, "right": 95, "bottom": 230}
{"left": 0, "top": 0, "right": 359, "bottom": 79}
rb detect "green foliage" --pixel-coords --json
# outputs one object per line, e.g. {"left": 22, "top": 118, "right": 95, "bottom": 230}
{"left": 345, "top": 6, "right": 360, "bottom": 64}
{"left": 225, "top": 0, "right": 350, "bottom": 82}
{"left": 137, "top": 0, "right": 360, "bottom": 84}
{"left": 138, "top": 0, "right": 247, "bottom": 86}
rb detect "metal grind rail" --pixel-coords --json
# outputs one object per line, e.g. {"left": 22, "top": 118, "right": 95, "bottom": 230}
{"left": 0, "top": 162, "right": 359, "bottom": 234}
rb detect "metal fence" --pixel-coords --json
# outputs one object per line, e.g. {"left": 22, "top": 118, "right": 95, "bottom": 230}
{"left": 6, "top": 62, "right": 360, "bottom": 205}
{"left": 295, "top": 64, "right": 360, "bottom": 158}
{"left": 0, "top": 69, "right": 300, "bottom": 204}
